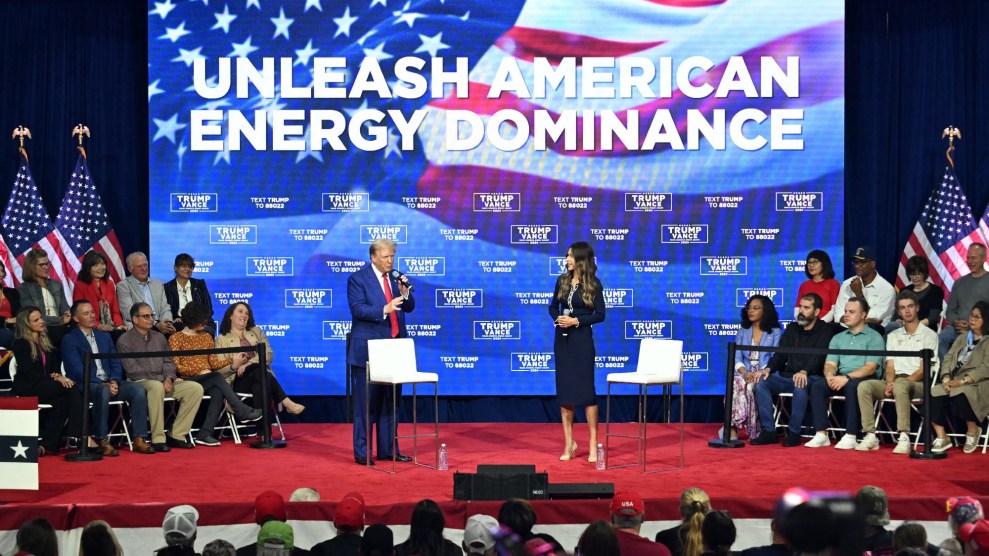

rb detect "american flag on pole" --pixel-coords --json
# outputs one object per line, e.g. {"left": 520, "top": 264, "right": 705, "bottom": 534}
{"left": 895, "top": 153, "right": 984, "bottom": 299}
{"left": 0, "top": 150, "right": 76, "bottom": 296}
{"left": 55, "top": 149, "right": 125, "bottom": 284}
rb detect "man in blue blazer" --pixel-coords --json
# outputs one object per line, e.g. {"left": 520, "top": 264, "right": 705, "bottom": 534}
{"left": 348, "top": 238, "right": 415, "bottom": 465}
{"left": 63, "top": 300, "right": 154, "bottom": 455}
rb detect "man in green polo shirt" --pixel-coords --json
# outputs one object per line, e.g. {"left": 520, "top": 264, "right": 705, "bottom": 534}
{"left": 824, "top": 297, "right": 885, "bottom": 450}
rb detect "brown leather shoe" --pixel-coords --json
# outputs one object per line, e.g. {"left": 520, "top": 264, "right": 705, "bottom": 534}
{"left": 133, "top": 437, "right": 156, "bottom": 454}
{"left": 99, "top": 439, "right": 119, "bottom": 457}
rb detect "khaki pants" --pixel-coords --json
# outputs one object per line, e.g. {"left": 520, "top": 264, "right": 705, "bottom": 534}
{"left": 136, "top": 378, "right": 204, "bottom": 444}
{"left": 858, "top": 377, "right": 924, "bottom": 434}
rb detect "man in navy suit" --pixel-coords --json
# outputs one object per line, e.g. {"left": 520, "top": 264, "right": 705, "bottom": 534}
{"left": 347, "top": 238, "right": 415, "bottom": 466}
{"left": 63, "top": 300, "right": 154, "bottom": 456}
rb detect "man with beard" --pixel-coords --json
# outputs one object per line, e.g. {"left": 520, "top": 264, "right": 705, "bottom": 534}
{"left": 750, "top": 293, "right": 836, "bottom": 447}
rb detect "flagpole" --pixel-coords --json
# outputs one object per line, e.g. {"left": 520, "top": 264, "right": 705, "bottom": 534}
{"left": 11, "top": 126, "right": 31, "bottom": 162}
{"left": 72, "top": 124, "right": 90, "bottom": 159}
{"left": 942, "top": 125, "right": 961, "bottom": 169}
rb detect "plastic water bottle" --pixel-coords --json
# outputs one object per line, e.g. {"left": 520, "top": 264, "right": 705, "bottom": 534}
{"left": 438, "top": 444, "right": 448, "bottom": 470}
{"left": 596, "top": 443, "right": 605, "bottom": 470}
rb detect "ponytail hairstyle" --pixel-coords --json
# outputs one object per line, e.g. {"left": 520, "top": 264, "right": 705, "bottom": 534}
{"left": 679, "top": 487, "right": 711, "bottom": 556}
{"left": 555, "top": 241, "right": 599, "bottom": 307}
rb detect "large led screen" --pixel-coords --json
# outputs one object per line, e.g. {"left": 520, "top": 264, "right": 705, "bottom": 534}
{"left": 148, "top": 0, "right": 844, "bottom": 395}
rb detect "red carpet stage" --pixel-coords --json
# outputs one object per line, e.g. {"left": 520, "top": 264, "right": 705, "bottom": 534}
{"left": 1, "top": 423, "right": 985, "bottom": 552}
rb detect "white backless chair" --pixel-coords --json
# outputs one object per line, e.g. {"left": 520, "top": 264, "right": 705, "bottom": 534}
{"left": 605, "top": 338, "right": 684, "bottom": 473}
{"left": 367, "top": 338, "right": 439, "bottom": 473}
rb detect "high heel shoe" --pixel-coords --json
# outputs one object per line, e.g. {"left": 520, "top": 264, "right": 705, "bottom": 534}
{"left": 559, "top": 441, "right": 577, "bottom": 461}
{"left": 287, "top": 403, "right": 305, "bottom": 415}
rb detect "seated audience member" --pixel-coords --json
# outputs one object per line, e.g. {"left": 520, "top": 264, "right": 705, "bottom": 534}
{"left": 395, "top": 499, "right": 464, "bottom": 556}
{"left": 17, "top": 247, "right": 71, "bottom": 337}
{"left": 794, "top": 249, "right": 840, "bottom": 323}
{"left": 824, "top": 297, "right": 884, "bottom": 450}
{"left": 729, "top": 295, "right": 782, "bottom": 440}
{"left": 216, "top": 302, "right": 305, "bottom": 415}
{"left": 63, "top": 300, "right": 154, "bottom": 455}
{"left": 739, "top": 519, "right": 793, "bottom": 556}
{"left": 169, "top": 302, "right": 262, "bottom": 446}
{"left": 257, "top": 521, "right": 295, "bottom": 556}
{"left": 959, "top": 520, "right": 989, "bottom": 556}
{"left": 11, "top": 306, "right": 83, "bottom": 456}
{"left": 311, "top": 492, "right": 366, "bottom": 556}
{"left": 656, "top": 487, "right": 711, "bottom": 556}
{"left": 237, "top": 491, "right": 307, "bottom": 556}
{"left": 289, "top": 487, "right": 320, "bottom": 502}
{"left": 857, "top": 486, "right": 893, "bottom": 554}
{"left": 891, "top": 522, "right": 928, "bottom": 555}
{"left": 834, "top": 246, "right": 896, "bottom": 329}
{"left": 117, "top": 251, "right": 176, "bottom": 334}
{"left": 203, "top": 540, "right": 238, "bottom": 556}
{"left": 80, "top": 520, "right": 123, "bottom": 556}
{"left": 164, "top": 253, "right": 216, "bottom": 335}
{"left": 0, "top": 261, "right": 21, "bottom": 346}
{"left": 15, "top": 517, "right": 59, "bottom": 556}
{"left": 73, "top": 250, "right": 127, "bottom": 339}
{"left": 498, "top": 498, "right": 563, "bottom": 553}
{"left": 577, "top": 520, "right": 621, "bottom": 556}
{"left": 857, "top": 290, "right": 940, "bottom": 454}
{"left": 361, "top": 525, "right": 395, "bottom": 556}
{"left": 609, "top": 491, "right": 671, "bottom": 556}
{"left": 461, "top": 515, "right": 498, "bottom": 556}
{"left": 939, "top": 243, "right": 989, "bottom": 358}
{"left": 751, "top": 293, "right": 835, "bottom": 447}
{"left": 944, "top": 497, "right": 984, "bottom": 554}
{"left": 118, "top": 302, "right": 203, "bottom": 451}
{"left": 890, "top": 256, "right": 943, "bottom": 333}
{"left": 700, "top": 511, "right": 735, "bottom": 556}
{"left": 160, "top": 505, "right": 200, "bottom": 556}
{"left": 930, "top": 300, "right": 989, "bottom": 453}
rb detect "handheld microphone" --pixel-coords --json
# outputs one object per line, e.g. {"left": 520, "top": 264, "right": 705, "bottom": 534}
{"left": 389, "top": 269, "right": 414, "bottom": 292}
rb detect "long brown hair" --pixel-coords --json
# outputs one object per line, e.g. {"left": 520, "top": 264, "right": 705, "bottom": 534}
{"left": 14, "top": 306, "right": 53, "bottom": 361}
{"left": 555, "top": 241, "right": 599, "bottom": 307}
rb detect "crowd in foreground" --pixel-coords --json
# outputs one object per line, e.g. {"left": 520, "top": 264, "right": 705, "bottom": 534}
{"left": 5, "top": 485, "right": 989, "bottom": 556}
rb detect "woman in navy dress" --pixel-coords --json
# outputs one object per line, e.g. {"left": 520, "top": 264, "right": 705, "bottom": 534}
{"left": 548, "top": 241, "right": 605, "bottom": 462}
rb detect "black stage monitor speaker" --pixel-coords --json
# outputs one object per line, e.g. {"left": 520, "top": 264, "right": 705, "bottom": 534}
{"left": 453, "top": 470, "right": 549, "bottom": 501}
{"left": 547, "top": 482, "right": 615, "bottom": 500}
{"left": 476, "top": 464, "right": 537, "bottom": 474}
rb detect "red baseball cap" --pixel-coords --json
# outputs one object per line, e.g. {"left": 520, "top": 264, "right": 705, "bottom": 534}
{"left": 334, "top": 492, "right": 366, "bottom": 530}
{"left": 255, "top": 490, "right": 286, "bottom": 524}
{"left": 610, "top": 491, "right": 644, "bottom": 518}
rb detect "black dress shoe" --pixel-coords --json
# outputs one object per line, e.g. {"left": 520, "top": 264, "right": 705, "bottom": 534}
{"left": 166, "top": 436, "right": 195, "bottom": 449}
{"left": 151, "top": 443, "right": 172, "bottom": 452}
{"left": 782, "top": 432, "right": 802, "bottom": 447}
{"left": 749, "top": 430, "right": 779, "bottom": 445}
{"left": 381, "top": 454, "right": 413, "bottom": 463}
{"left": 355, "top": 457, "right": 375, "bottom": 466}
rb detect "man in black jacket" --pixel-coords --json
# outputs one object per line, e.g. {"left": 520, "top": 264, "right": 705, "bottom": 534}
{"left": 750, "top": 293, "right": 835, "bottom": 447}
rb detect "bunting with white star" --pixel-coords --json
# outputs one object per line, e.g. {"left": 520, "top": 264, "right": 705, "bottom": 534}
{"left": 0, "top": 397, "right": 40, "bottom": 492}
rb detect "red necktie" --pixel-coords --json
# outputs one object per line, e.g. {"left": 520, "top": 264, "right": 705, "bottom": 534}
{"left": 383, "top": 272, "right": 399, "bottom": 338}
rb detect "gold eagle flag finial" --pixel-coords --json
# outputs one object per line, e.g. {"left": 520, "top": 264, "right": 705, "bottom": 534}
{"left": 73, "top": 124, "right": 91, "bottom": 158}
{"left": 942, "top": 126, "right": 962, "bottom": 169}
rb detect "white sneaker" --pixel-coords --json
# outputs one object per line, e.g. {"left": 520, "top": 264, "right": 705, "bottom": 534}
{"left": 804, "top": 432, "right": 831, "bottom": 448}
{"left": 834, "top": 434, "right": 858, "bottom": 450}
{"left": 964, "top": 434, "right": 979, "bottom": 454}
{"left": 931, "top": 437, "right": 952, "bottom": 453}
{"left": 892, "top": 433, "right": 912, "bottom": 454}
{"left": 856, "top": 433, "right": 880, "bottom": 451}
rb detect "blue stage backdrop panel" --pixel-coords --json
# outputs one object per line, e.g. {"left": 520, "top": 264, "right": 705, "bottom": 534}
{"left": 148, "top": 0, "right": 844, "bottom": 396}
